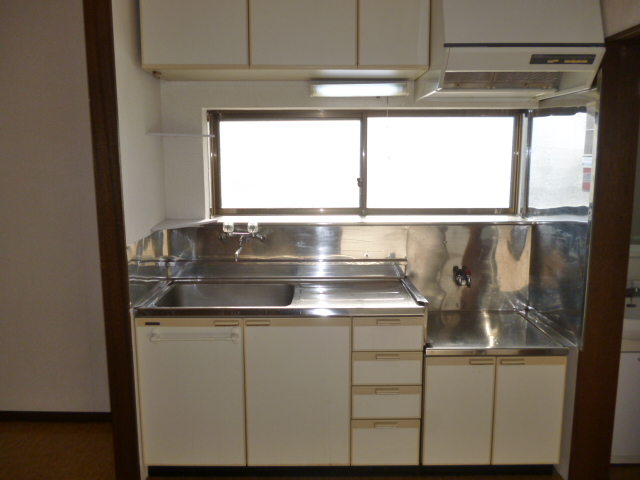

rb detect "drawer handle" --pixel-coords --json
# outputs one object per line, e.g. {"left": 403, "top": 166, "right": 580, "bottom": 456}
{"left": 500, "top": 358, "right": 525, "bottom": 365}
{"left": 214, "top": 320, "right": 240, "bottom": 327}
{"left": 376, "top": 319, "right": 402, "bottom": 326}
{"left": 374, "top": 421, "right": 398, "bottom": 429}
{"left": 375, "top": 354, "right": 400, "bottom": 360}
{"left": 469, "top": 359, "right": 495, "bottom": 365}
{"left": 375, "top": 388, "right": 400, "bottom": 395}
{"left": 246, "top": 320, "right": 271, "bottom": 327}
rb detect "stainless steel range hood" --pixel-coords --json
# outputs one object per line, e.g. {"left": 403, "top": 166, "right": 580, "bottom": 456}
{"left": 416, "top": 0, "right": 605, "bottom": 101}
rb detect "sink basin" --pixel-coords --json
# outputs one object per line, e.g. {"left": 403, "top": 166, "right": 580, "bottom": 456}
{"left": 622, "top": 318, "right": 640, "bottom": 352}
{"left": 149, "top": 283, "right": 295, "bottom": 308}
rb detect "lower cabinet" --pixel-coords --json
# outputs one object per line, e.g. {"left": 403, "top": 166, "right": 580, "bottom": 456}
{"left": 351, "top": 419, "right": 421, "bottom": 465}
{"left": 244, "top": 317, "right": 351, "bottom": 466}
{"left": 423, "top": 355, "right": 567, "bottom": 466}
{"left": 422, "top": 357, "right": 495, "bottom": 465}
{"left": 135, "top": 319, "right": 246, "bottom": 466}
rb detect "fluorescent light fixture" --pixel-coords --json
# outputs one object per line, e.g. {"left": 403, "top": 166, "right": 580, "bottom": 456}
{"left": 310, "top": 82, "right": 409, "bottom": 98}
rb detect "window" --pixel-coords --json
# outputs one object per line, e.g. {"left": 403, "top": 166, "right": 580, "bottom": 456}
{"left": 209, "top": 111, "right": 520, "bottom": 215}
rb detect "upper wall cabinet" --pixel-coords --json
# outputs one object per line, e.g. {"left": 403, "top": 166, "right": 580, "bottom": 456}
{"left": 140, "top": 0, "right": 248, "bottom": 68}
{"left": 140, "top": 0, "right": 430, "bottom": 80}
{"left": 250, "top": 0, "right": 357, "bottom": 67}
{"left": 359, "top": 0, "right": 429, "bottom": 68}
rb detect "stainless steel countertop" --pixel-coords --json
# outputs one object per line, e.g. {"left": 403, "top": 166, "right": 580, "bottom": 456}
{"left": 135, "top": 279, "right": 428, "bottom": 317}
{"left": 426, "top": 311, "right": 568, "bottom": 356}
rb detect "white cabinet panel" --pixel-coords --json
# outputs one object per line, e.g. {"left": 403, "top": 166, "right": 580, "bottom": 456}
{"left": 250, "top": 0, "right": 357, "bottom": 66}
{"left": 612, "top": 352, "right": 640, "bottom": 463}
{"left": 140, "top": 0, "right": 248, "bottom": 67}
{"left": 353, "top": 317, "right": 424, "bottom": 351}
{"left": 422, "top": 357, "right": 495, "bottom": 465}
{"left": 135, "top": 321, "right": 245, "bottom": 466}
{"left": 351, "top": 419, "right": 421, "bottom": 465}
{"left": 244, "top": 317, "right": 351, "bottom": 466}
{"left": 352, "top": 352, "right": 423, "bottom": 385}
{"left": 352, "top": 386, "right": 422, "bottom": 419}
{"left": 492, "top": 356, "right": 567, "bottom": 465}
{"left": 358, "top": 0, "right": 430, "bottom": 67}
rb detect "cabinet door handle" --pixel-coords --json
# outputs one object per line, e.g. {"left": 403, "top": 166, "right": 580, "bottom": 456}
{"left": 375, "top": 388, "right": 400, "bottom": 395}
{"left": 214, "top": 320, "right": 240, "bottom": 327}
{"left": 375, "top": 354, "right": 400, "bottom": 360}
{"left": 246, "top": 320, "right": 271, "bottom": 327}
{"left": 469, "top": 358, "right": 495, "bottom": 365}
{"left": 500, "top": 358, "right": 526, "bottom": 365}
{"left": 150, "top": 328, "right": 240, "bottom": 344}
{"left": 374, "top": 421, "right": 398, "bottom": 429}
{"left": 376, "top": 319, "right": 402, "bottom": 326}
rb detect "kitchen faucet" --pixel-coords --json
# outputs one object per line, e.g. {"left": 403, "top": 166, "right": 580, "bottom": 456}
{"left": 219, "top": 223, "right": 267, "bottom": 262}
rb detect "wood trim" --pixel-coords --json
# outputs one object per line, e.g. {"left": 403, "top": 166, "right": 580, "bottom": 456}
{"left": 82, "top": 1, "right": 140, "bottom": 479}
{"left": 569, "top": 39, "right": 640, "bottom": 479}
{"left": 0, "top": 411, "right": 111, "bottom": 423}
{"left": 606, "top": 24, "right": 640, "bottom": 44}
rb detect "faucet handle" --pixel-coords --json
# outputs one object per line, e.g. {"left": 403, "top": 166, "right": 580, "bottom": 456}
{"left": 247, "top": 222, "right": 258, "bottom": 234}
{"left": 223, "top": 222, "right": 234, "bottom": 233}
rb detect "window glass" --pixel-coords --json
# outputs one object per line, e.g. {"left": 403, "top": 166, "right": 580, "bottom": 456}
{"left": 528, "top": 112, "right": 590, "bottom": 210}
{"left": 366, "top": 117, "right": 515, "bottom": 209}
{"left": 219, "top": 119, "right": 361, "bottom": 209}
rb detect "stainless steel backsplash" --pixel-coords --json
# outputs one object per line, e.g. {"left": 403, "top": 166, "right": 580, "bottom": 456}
{"left": 127, "top": 220, "right": 588, "bottom": 346}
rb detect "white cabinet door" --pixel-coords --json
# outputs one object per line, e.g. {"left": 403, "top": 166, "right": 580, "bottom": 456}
{"left": 492, "top": 356, "right": 567, "bottom": 465}
{"left": 244, "top": 317, "right": 351, "bottom": 466}
{"left": 612, "top": 352, "right": 640, "bottom": 462}
{"left": 358, "top": 0, "right": 430, "bottom": 67}
{"left": 140, "top": 0, "right": 248, "bottom": 67}
{"left": 250, "top": 0, "right": 357, "bottom": 66}
{"left": 422, "top": 356, "right": 495, "bottom": 465}
{"left": 135, "top": 320, "right": 245, "bottom": 466}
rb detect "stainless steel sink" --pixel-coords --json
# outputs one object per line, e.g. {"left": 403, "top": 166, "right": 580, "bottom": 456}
{"left": 149, "top": 283, "right": 295, "bottom": 307}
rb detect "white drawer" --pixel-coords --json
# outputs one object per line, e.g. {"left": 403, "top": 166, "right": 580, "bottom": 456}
{"left": 352, "top": 386, "right": 422, "bottom": 419}
{"left": 352, "top": 352, "right": 423, "bottom": 385}
{"left": 353, "top": 317, "right": 424, "bottom": 351}
{"left": 351, "top": 419, "right": 421, "bottom": 465}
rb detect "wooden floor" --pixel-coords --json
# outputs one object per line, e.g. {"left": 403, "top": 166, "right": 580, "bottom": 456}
{"left": 0, "top": 421, "right": 638, "bottom": 480}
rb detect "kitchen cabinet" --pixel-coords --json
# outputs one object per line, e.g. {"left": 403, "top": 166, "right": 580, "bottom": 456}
{"left": 140, "top": 0, "right": 248, "bottom": 68}
{"left": 422, "top": 355, "right": 567, "bottom": 466}
{"left": 611, "top": 352, "right": 640, "bottom": 463}
{"left": 358, "top": 0, "right": 430, "bottom": 68}
{"left": 249, "top": 0, "right": 357, "bottom": 67}
{"left": 350, "top": 317, "right": 424, "bottom": 466}
{"left": 244, "top": 317, "right": 351, "bottom": 466}
{"left": 492, "top": 356, "right": 566, "bottom": 465}
{"left": 422, "top": 356, "right": 495, "bottom": 465}
{"left": 135, "top": 318, "right": 245, "bottom": 466}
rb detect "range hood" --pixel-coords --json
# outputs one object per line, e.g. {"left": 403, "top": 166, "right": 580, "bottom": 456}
{"left": 416, "top": 0, "right": 605, "bottom": 101}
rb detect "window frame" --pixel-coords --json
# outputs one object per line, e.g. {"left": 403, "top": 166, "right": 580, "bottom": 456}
{"left": 207, "top": 109, "right": 523, "bottom": 216}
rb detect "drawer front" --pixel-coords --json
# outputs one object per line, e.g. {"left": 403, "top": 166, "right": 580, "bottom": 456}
{"left": 352, "top": 352, "right": 423, "bottom": 385}
{"left": 351, "top": 419, "right": 421, "bottom": 465}
{"left": 353, "top": 317, "right": 424, "bottom": 351}
{"left": 352, "top": 386, "right": 422, "bottom": 419}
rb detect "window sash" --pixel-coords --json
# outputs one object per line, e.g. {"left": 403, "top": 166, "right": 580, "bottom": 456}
{"left": 208, "top": 110, "right": 522, "bottom": 216}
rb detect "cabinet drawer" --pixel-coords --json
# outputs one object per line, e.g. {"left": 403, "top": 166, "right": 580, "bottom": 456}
{"left": 353, "top": 317, "right": 424, "bottom": 351}
{"left": 352, "top": 386, "right": 422, "bottom": 419}
{"left": 352, "top": 352, "right": 423, "bottom": 385}
{"left": 351, "top": 419, "right": 420, "bottom": 465}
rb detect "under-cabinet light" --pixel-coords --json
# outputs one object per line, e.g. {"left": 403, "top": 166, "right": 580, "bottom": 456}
{"left": 310, "top": 82, "right": 409, "bottom": 98}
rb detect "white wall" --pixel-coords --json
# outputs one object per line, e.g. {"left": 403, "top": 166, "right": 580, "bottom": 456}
{"left": 112, "top": 0, "right": 166, "bottom": 246}
{"left": 601, "top": 0, "right": 640, "bottom": 37}
{"left": 0, "top": 0, "right": 109, "bottom": 411}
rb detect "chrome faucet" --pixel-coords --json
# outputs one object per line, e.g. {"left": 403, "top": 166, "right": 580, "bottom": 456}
{"left": 219, "top": 223, "right": 267, "bottom": 262}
